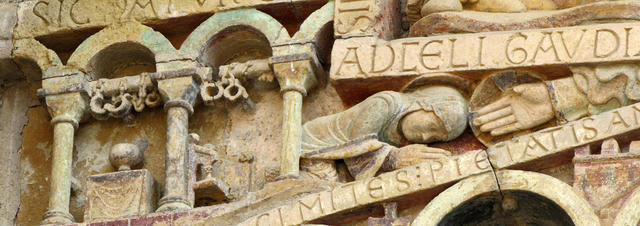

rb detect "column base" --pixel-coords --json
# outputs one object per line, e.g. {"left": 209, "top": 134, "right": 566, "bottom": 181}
{"left": 156, "top": 196, "right": 191, "bottom": 212}
{"left": 41, "top": 210, "right": 73, "bottom": 225}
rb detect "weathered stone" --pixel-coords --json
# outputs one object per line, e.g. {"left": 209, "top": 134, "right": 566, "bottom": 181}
{"left": 0, "top": 3, "right": 21, "bottom": 81}
{"left": 271, "top": 58, "right": 320, "bottom": 179}
{"left": 156, "top": 75, "right": 200, "bottom": 212}
{"left": 299, "top": 75, "right": 470, "bottom": 181}
{"left": 84, "top": 169, "right": 156, "bottom": 222}
{"left": 488, "top": 100, "right": 640, "bottom": 170}
{"left": 334, "top": 0, "right": 401, "bottom": 39}
{"left": 10, "top": 0, "right": 640, "bottom": 224}
{"left": 409, "top": 2, "right": 640, "bottom": 36}
{"left": 109, "top": 142, "right": 145, "bottom": 171}
{"left": 42, "top": 91, "right": 88, "bottom": 225}
{"left": 573, "top": 140, "right": 640, "bottom": 225}
{"left": 412, "top": 170, "right": 599, "bottom": 226}
{"left": 367, "top": 202, "right": 412, "bottom": 226}
{"left": 233, "top": 149, "right": 491, "bottom": 225}
{"left": 333, "top": 22, "right": 640, "bottom": 81}
{"left": 13, "top": 0, "right": 324, "bottom": 39}
{"left": 0, "top": 39, "right": 22, "bottom": 81}
{"left": 468, "top": 70, "right": 555, "bottom": 146}
{"left": 0, "top": 82, "right": 32, "bottom": 226}
{"left": 0, "top": 3, "right": 17, "bottom": 39}
{"left": 331, "top": 22, "right": 640, "bottom": 104}
{"left": 420, "top": 0, "right": 462, "bottom": 17}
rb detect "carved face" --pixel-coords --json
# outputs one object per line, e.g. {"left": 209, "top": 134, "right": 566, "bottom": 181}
{"left": 400, "top": 110, "right": 448, "bottom": 143}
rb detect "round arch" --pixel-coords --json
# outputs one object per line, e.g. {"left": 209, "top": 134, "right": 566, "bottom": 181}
{"left": 613, "top": 185, "right": 640, "bottom": 226}
{"left": 292, "top": 1, "right": 334, "bottom": 40}
{"left": 12, "top": 38, "right": 63, "bottom": 80}
{"left": 180, "top": 8, "right": 289, "bottom": 55}
{"left": 412, "top": 170, "right": 599, "bottom": 226}
{"left": 66, "top": 21, "right": 175, "bottom": 78}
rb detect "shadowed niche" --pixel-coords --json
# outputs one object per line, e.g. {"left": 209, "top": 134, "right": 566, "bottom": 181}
{"left": 88, "top": 42, "right": 157, "bottom": 79}
{"left": 438, "top": 190, "right": 575, "bottom": 226}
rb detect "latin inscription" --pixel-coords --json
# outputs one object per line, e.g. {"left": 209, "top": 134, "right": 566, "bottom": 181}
{"left": 16, "top": 0, "right": 291, "bottom": 38}
{"left": 239, "top": 150, "right": 492, "bottom": 226}
{"left": 334, "top": 0, "right": 373, "bottom": 36}
{"left": 489, "top": 103, "right": 640, "bottom": 168}
{"left": 330, "top": 22, "right": 640, "bottom": 80}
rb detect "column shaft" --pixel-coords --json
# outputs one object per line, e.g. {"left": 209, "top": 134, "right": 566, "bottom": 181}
{"left": 157, "top": 106, "right": 192, "bottom": 211}
{"left": 42, "top": 122, "right": 75, "bottom": 224}
{"left": 280, "top": 90, "right": 303, "bottom": 178}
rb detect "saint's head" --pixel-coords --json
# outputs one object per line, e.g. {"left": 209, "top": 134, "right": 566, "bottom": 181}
{"left": 398, "top": 74, "right": 472, "bottom": 144}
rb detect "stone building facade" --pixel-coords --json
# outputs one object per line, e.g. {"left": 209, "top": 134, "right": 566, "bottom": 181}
{"left": 1, "top": 0, "right": 640, "bottom": 225}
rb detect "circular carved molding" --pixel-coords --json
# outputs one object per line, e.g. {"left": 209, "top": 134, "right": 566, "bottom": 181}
{"left": 412, "top": 170, "right": 599, "bottom": 226}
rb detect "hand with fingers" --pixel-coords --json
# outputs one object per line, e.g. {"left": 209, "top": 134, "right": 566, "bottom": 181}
{"left": 473, "top": 83, "right": 554, "bottom": 136}
{"left": 386, "top": 144, "right": 451, "bottom": 169}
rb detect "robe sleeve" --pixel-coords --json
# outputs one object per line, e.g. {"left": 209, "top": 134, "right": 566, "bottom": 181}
{"left": 301, "top": 91, "right": 401, "bottom": 156}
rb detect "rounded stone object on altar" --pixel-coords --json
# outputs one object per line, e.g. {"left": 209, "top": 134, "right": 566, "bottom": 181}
{"left": 109, "top": 143, "right": 144, "bottom": 171}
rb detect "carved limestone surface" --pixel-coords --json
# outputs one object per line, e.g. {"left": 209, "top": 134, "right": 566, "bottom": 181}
{"left": 15, "top": 0, "right": 640, "bottom": 225}
{"left": 109, "top": 142, "right": 146, "bottom": 171}
{"left": 367, "top": 202, "right": 412, "bottom": 226}
{"left": 334, "top": 0, "right": 401, "bottom": 39}
{"left": 84, "top": 169, "right": 155, "bottom": 222}
{"left": 469, "top": 70, "right": 555, "bottom": 146}
{"left": 237, "top": 149, "right": 492, "bottom": 226}
{"left": 473, "top": 63, "right": 640, "bottom": 145}
{"left": 332, "top": 22, "right": 640, "bottom": 81}
{"left": 300, "top": 74, "right": 470, "bottom": 181}
{"left": 410, "top": 2, "right": 640, "bottom": 36}
{"left": 488, "top": 100, "right": 640, "bottom": 169}
{"left": 187, "top": 133, "right": 253, "bottom": 206}
{"left": 14, "top": 0, "right": 324, "bottom": 39}
{"left": 573, "top": 140, "right": 640, "bottom": 225}
{"left": 89, "top": 74, "right": 162, "bottom": 120}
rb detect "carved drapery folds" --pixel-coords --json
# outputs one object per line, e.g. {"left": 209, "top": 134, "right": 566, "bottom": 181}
{"left": 19, "top": 0, "right": 640, "bottom": 224}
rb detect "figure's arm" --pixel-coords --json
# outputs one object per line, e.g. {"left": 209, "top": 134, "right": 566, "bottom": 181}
{"left": 301, "top": 134, "right": 386, "bottom": 159}
{"left": 548, "top": 77, "right": 589, "bottom": 122}
{"left": 473, "top": 77, "right": 588, "bottom": 136}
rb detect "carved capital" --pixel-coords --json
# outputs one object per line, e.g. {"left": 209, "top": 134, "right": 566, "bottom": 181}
{"left": 271, "top": 59, "right": 320, "bottom": 96}
{"left": 44, "top": 92, "right": 88, "bottom": 129}
{"left": 39, "top": 69, "right": 89, "bottom": 97}
{"left": 157, "top": 76, "right": 200, "bottom": 114}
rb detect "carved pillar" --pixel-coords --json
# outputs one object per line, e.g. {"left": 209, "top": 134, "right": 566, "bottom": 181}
{"left": 155, "top": 71, "right": 200, "bottom": 212}
{"left": 270, "top": 54, "right": 321, "bottom": 179}
{"left": 40, "top": 70, "right": 88, "bottom": 224}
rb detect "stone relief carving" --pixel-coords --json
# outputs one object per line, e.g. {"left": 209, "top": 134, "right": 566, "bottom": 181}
{"left": 84, "top": 142, "right": 155, "bottom": 222}
{"left": 89, "top": 74, "right": 162, "bottom": 121}
{"left": 473, "top": 63, "right": 640, "bottom": 139}
{"left": 15, "top": 0, "right": 640, "bottom": 224}
{"left": 187, "top": 133, "right": 254, "bottom": 206}
{"left": 299, "top": 74, "right": 471, "bottom": 181}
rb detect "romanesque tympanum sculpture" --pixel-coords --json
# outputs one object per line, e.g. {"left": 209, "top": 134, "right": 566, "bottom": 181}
{"left": 474, "top": 63, "right": 640, "bottom": 137}
{"left": 300, "top": 73, "right": 471, "bottom": 181}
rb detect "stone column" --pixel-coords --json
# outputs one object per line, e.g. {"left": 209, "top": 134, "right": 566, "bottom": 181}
{"left": 39, "top": 69, "right": 87, "bottom": 225}
{"left": 41, "top": 92, "right": 87, "bottom": 224}
{"left": 271, "top": 58, "right": 319, "bottom": 179}
{"left": 156, "top": 76, "right": 199, "bottom": 212}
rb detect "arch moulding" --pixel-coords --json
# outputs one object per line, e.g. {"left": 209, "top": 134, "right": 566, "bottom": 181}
{"left": 612, "top": 184, "right": 640, "bottom": 226}
{"left": 179, "top": 8, "right": 290, "bottom": 55}
{"left": 412, "top": 170, "right": 600, "bottom": 226}
{"left": 66, "top": 21, "right": 175, "bottom": 73}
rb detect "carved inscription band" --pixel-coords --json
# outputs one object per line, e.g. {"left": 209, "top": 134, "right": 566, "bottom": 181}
{"left": 238, "top": 150, "right": 491, "bottom": 226}
{"left": 489, "top": 102, "right": 640, "bottom": 169}
{"left": 331, "top": 22, "right": 640, "bottom": 80}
